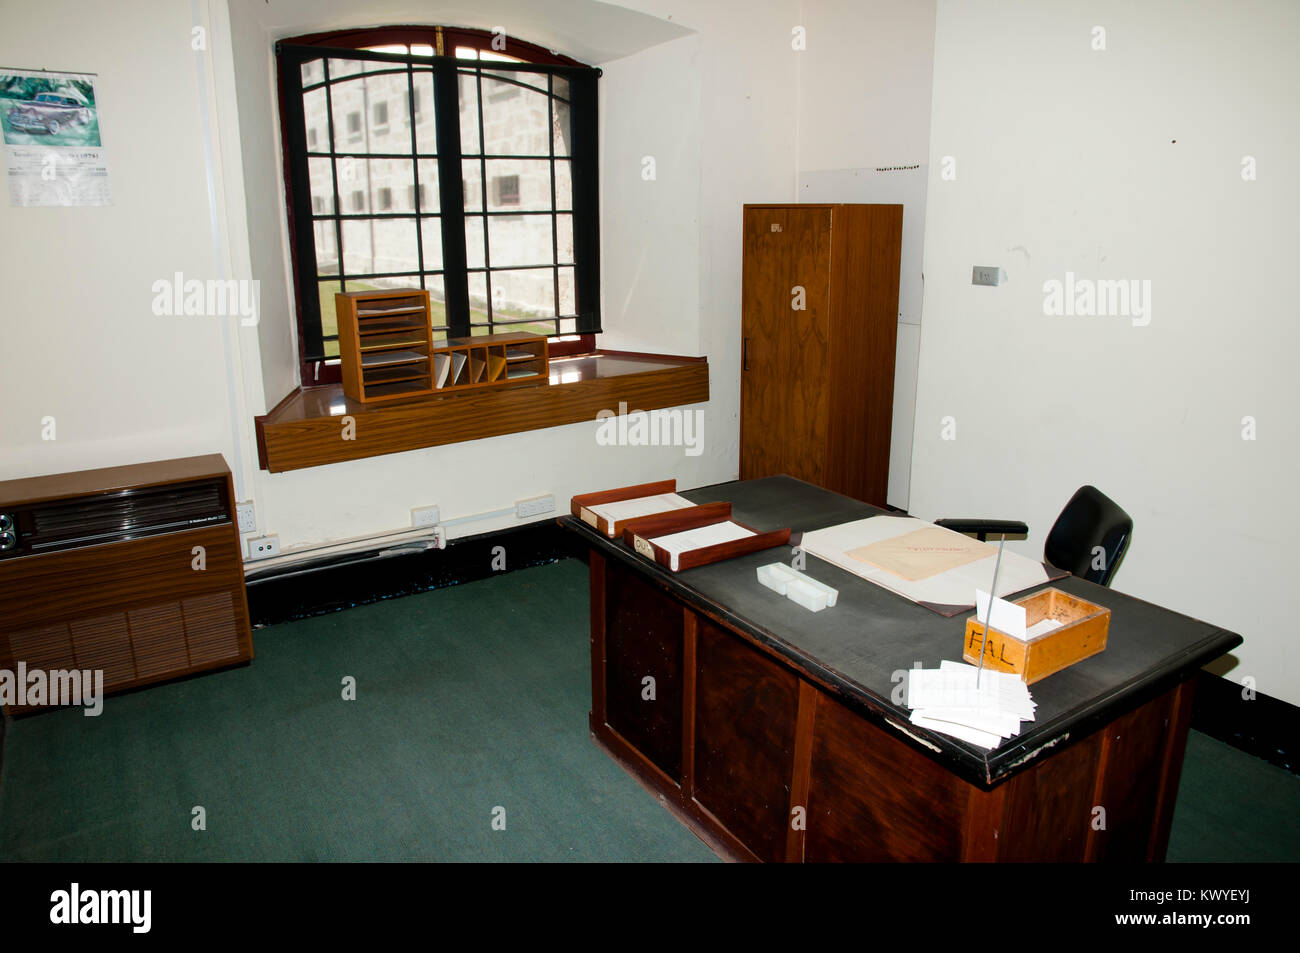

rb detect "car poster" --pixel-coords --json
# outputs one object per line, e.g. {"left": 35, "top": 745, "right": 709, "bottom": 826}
{"left": 1, "top": 67, "right": 111, "bottom": 206}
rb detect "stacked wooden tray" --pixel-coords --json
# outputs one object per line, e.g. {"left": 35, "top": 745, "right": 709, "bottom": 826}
{"left": 572, "top": 481, "right": 790, "bottom": 572}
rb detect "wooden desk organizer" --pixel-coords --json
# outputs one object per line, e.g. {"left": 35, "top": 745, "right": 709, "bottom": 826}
{"left": 962, "top": 588, "right": 1110, "bottom": 684}
{"left": 571, "top": 479, "right": 687, "bottom": 537}
{"left": 337, "top": 288, "right": 549, "bottom": 404}
{"left": 621, "top": 504, "right": 791, "bottom": 572}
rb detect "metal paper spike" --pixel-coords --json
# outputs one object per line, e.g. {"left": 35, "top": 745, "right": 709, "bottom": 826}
{"left": 976, "top": 535, "right": 1007, "bottom": 689}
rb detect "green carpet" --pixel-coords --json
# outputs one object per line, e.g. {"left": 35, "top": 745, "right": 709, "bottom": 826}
{"left": 1167, "top": 729, "right": 1300, "bottom": 862}
{"left": 0, "top": 559, "right": 717, "bottom": 862}
{"left": 0, "top": 557, "right": 1294, "bottom": 862}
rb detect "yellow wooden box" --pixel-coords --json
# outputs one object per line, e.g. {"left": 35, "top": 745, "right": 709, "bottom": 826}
{"left": 962, "top": 588, "right": 1109, "bottom": 684}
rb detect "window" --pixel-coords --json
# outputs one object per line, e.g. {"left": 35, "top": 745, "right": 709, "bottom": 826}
{"left": 276, "top": 26, "right": 601, "bottom": 382}
{"left": 493, "top": 174, "right": 520, "bottom": 207}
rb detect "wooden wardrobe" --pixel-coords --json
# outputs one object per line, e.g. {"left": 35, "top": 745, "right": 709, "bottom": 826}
{"left": 739, "top": 204, "right": 902, "bottom": 506}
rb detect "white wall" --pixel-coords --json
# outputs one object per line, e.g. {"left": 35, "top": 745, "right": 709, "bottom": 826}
{"left": 598, "top": 33, "right": 703, "bottom": 358}
{"left": 911, "top": 0, "right": 1300, "bottom": 704}
{"left": 0, "top": 0, "right": 244, "bottom": 483}
{"left": 795, "top": 0, "right": 936, "bottom": 509}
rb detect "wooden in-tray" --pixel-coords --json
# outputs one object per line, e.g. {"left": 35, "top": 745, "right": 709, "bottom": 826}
{"left": 962, "top": 587, "right": 1110, "bottom": 684}
{"left": 621, "top": 504, "right": 791, "bottom": 572}
{"left": 571, "top": 479, "right": 686, "bottom": 537}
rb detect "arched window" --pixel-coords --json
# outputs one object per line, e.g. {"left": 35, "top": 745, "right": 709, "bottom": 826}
{"left": 276, "top": 26, "right": 600, "bottom": 383}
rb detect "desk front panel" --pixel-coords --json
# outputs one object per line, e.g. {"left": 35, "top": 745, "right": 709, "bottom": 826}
{"left": 604, "top": 558, "right": 684, "bottom": 781}
{"left": 693, "top": 616, "right": 800, "bottom": 863}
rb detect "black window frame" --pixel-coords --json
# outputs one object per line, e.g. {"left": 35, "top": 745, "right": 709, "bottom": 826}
{"left": 276, "top": 28, "right": 602, "bottom": 385}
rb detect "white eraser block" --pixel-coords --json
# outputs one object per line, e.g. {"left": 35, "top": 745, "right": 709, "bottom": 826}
{"left": 787, "top": 578, "right": 828, "bottom": 612}
{"left": 757, "top": 563, "right": 790, "bottom": 595}
{"left": 759, "top": 563, "right": 838, "bottom": 611}
{"left": 769, "top": 563, "right": 802, "bottom": 584}
{"left": 798, "top": 574, "right": 838, "bottom": 607}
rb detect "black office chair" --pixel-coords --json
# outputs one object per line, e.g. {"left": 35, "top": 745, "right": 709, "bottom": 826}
{"left": 936, "top": 485, "right": 1133, "bottom": 587}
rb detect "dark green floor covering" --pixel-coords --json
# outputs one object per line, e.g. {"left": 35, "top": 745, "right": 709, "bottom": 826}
{"left": 0, "top": 557, "right": 1294, "bottom": 862}
{"left": 1167, "top": 729, "right": 1300, "bottom": 862}
{"left": 0, "top": 559, "right": 716, "bottom": 862}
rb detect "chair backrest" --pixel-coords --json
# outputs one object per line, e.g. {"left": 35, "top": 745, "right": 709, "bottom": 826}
{"left": 1044, "top": 485, "right": 1132, "bottom": 587}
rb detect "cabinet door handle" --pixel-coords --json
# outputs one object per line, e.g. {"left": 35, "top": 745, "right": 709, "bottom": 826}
{"left": 743, "top": 337, "right": 750, "bottom": 371}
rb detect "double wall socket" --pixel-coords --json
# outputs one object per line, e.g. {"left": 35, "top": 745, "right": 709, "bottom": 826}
{"left": 247, "top": 535, "right": 280, "bottom": 559}
{"left": 236, "top": 501, "right": 256, "bottom": 534}
{"left": 515, "top": 494, "right": 555, "bottom": 519}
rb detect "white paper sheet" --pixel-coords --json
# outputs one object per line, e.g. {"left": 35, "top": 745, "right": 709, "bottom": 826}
{"left": 1026, "top": 618, "right": 1065, "bottom": 640}
{"left": 975, "top": 589, "right": 1026, "bottom": 639}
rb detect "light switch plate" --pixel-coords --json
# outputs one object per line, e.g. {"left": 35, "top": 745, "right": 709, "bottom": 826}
{"left": 972, "top": 266, "right": 1001, "bottom": 286}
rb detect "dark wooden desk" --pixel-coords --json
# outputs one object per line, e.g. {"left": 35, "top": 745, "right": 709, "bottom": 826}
{"left": 563, "top": 476, "right": 1242, "bottom": 862}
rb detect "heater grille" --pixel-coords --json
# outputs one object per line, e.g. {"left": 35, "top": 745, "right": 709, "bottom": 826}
{"left": 13, "top": 479, "right": 228, "bottom": 558}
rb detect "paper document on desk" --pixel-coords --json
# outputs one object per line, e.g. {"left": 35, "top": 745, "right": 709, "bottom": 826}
{"left": 906, "top": 661, "right": 1036, "bottom": 750}
{"left": 651, "top": 521, "right": 755, "bottom": 571}
{"left": 849, "top": 526, "right": 995, "bottom": 580}
{"left": 799, "top": 516, "right": 1051, "bottom": 611}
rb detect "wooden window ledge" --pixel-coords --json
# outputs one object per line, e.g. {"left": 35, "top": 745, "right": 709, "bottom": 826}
{"left": 254, "top": 351, "right": 709, "bottom": 472}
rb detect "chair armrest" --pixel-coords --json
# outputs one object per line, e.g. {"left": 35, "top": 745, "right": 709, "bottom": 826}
{"left": 935, "top": 518, "right": 1029, "bottom": 540}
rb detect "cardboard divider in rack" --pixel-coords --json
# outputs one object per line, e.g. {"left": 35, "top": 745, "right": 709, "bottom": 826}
{"left": 620, "top": 504, "right": 791, "bottom": 572}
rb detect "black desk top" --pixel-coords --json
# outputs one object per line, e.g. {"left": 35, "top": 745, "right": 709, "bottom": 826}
{"left": 563, "top": 476, "right": 1243, "bottom": 787}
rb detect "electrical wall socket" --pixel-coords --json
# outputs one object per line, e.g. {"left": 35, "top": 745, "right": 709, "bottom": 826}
{"left": 972, "top": 265, "right": 1002, "bottom": 286}
{"left": 247, "top": 534, "right": 280, "bottom": 559}
{"left": 236, "top": 501, "right": 256, "bottom": 534}
{"left": 411, "top": 505, "right": 440, "bottom": 528}
{"left": 515, "top": 494, "right": 555, "bottom": 519}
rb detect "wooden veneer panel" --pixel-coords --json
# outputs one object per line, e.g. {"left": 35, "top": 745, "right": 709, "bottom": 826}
{"left": 692, "top": 617, "right": 800, "bottom": 863}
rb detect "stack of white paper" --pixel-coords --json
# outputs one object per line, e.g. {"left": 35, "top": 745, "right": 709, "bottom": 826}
{"left": 905, "top": 661, "right": 1036, "bottom": 750}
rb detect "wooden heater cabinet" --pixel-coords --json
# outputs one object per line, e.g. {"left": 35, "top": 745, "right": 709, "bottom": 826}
{"left": 0, "top": 454, "right": 253, "bottom": 715}
{"left": 740, "top": 203, "right": 903, "bottom": 506}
